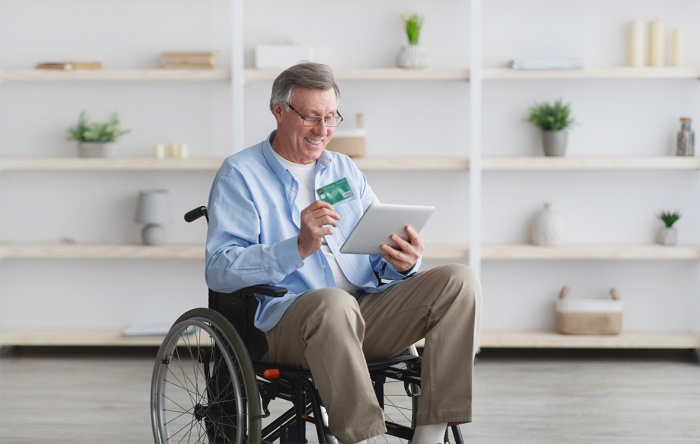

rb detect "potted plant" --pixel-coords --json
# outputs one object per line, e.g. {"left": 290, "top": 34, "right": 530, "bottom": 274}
{"left": 657, "top": 210, "right": 681, "bottom": 245}
{"left": 398, "top": 12, "right": 427, "bottom": 69}
{"left": 67, "top": 111, "right": 130, "bottom": 157}
{"left": 527, "top": 99, "right": 574, "bottom": 156}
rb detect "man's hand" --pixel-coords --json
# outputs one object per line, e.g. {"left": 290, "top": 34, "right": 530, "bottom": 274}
{"left": 298, "top": 200, "right": 340, "bottom": 259}
{"left": 380, "top": 225, "right": 424, "bottom": 273}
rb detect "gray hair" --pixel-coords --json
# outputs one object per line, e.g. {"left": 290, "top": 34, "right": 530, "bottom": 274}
{"left": 269, "top": 62, "right": 340, "bottom": 112}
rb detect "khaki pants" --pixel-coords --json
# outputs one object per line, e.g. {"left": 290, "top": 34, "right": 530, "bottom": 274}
{"left": 260, "top": 263, "right": 481, "bottom": 443}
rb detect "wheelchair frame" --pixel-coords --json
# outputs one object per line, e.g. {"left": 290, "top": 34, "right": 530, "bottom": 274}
{"left": 150, "top": 206, "right": 465, "bottom": 443}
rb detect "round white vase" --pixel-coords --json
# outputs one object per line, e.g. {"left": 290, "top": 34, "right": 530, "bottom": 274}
{"left": 141, "top": 223, "right": 167, "bottom": 246}
{"left": 530, "top": 203, "right": 567, "bottom": 245}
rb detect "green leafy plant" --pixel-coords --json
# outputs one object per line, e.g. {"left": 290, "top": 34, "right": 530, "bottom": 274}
{"left": 402, "top": 12, "right": 424, "bottom": 45}
{"left": 658, "top": 210, "right": 681, "bottom": 228}
{"left": 527, "top": 99, "right": 575, "bottom": 131}
{"left": 66, "top": 111, "right": 130, "bottom": 143}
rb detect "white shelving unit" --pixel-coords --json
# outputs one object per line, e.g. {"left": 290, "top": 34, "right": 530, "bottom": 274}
{"left": 474, "top": 0, "right": 699, "bottom": 350}
{"left": 0, "top": 0, "right": 698, "bottom": 349}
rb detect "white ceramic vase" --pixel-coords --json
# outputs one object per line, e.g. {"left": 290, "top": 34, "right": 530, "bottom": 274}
{"left": 530, "top": 203, "right": 567, "bottom": 245}
{"left": 397, "top": 44, "right": 428, "bottom": 69}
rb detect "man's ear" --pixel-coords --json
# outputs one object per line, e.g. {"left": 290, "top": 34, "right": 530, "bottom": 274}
{"left": 272, "top": 103, "right": 284, "bottom": 124}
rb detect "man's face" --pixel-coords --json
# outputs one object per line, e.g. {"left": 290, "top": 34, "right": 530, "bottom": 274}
{"left": 271, "top": 87, "right": 338, "bottom": 165}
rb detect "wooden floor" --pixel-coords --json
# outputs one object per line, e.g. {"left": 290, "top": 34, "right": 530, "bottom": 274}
{"left": 0, "top": 347, "right": 698, "bottom": 444}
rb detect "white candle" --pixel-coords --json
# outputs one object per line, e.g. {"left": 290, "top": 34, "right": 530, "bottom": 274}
{"left": 154, "top": 143, "right": 165, "bottom": 159}
{"left": 649, "top": 20, "right": 665, "bottom": 67}
{"left": 169, "top": 143, "right": 180, "bottom": 158}
{"left": 628, "top": 20, "right": 645, "bottom": 67}
{"left": 672, "top": 29, "right": 685, "bottom": 67}
{"left": 179, "top": 143, "right": 189, "bottom": 159}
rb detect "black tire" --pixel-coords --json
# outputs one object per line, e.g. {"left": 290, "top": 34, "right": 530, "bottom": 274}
{"left": 151, "top": 308, "right": 262, "bottom": 443}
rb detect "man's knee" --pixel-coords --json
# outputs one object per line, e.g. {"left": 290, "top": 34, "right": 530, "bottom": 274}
{"left": 298, "top": 288, "right": 364, "bottom": 338}
{"left": 433, "top": 264, "right": 480, "bottom": 299}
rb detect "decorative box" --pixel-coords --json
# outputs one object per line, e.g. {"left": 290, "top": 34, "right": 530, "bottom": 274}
{"left": 327, "top": 128, "right": 366, "bottom": 158}
{"left": 555, "top": 287, "right": 623, "bottom": 335}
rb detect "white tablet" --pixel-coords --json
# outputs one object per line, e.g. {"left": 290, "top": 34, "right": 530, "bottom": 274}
{"left": 339, "top": 203, "right": 436, "bottom": 255}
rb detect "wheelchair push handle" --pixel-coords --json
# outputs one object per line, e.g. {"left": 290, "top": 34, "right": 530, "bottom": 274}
{"left": 184, "top": 206, "right": 208, "bottom": 223}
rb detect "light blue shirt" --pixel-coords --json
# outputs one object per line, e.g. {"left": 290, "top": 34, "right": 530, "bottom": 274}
{"left": 206, "top": 132, "right": 420, "bottom": 331}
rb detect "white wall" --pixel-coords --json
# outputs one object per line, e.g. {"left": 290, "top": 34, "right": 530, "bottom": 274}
{"left": 0, "top": 0, "right": 698, "bottom": 332}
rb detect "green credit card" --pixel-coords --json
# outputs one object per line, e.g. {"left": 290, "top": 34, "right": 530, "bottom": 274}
{"left": 317, "top": 178, "right": 354, "bottom": 205}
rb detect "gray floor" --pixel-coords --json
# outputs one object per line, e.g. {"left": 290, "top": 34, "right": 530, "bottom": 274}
{"left": 0, "top": 347, "right": 698, "bottom": 444}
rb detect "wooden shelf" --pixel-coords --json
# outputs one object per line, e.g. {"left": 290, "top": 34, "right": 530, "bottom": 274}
{"left": 0, "top": 69, "right": 230, "bottom": 82}
{"left": 482, "top": 244, "right": 700, "bottom": 260}
{"left": 0, "top": 156, "right": 469, "bottom": 172}
{"left": 482, "top": 66, "right": 700, "bottom": 80}
{"left": 0, "top": 157, "right": 224, "bottom": 171}
{"left": 4, "top": 243, "right": 698, "bottom": 261}
{"left": 0, "top": 243, "right": 468, "bottom": 260}
{"left": 0, "top": 244, "right": 205, "bottom": 259}
{"left": 0, "top": 329, "right": 168, "bottom": 347}
{"left": 4, "top": 156, "right": 695, "bottom": 172}
{"left": 246, "top": 68, "right": 470, "bottom": 82}
{"left": 2, "top": 67, "right": 697, "bottom": 83}
{"left": 2, "top": 328, "right": 698, "bottom": 348}
{"left": 481, "top": 156, "right": 700, "bottom": 170}
{"left": 480, "top": 331, "right": 700, "bottom": 349}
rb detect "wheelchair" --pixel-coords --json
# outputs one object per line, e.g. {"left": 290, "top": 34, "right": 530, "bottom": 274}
{"left": 150, "top": 206, "right": 465, "bottom": 444}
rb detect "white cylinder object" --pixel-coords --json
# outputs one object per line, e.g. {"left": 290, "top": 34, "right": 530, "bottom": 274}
{"left": 179, "top": 143, "right": 189, "bottom": 159}
{"left": 649, "top": 20, "right": 665, "bottom": 67}
{"left": 154, "top": 143, "right": 166, "bottom": 159}
{"left": 628, "top": 20, "right": 645, "bottom": 67}
{"left": 672, "top": 29, "right": 685, "bottom": 67}
{"left": 135, "top": 189, "right": 171, "bottom": 225}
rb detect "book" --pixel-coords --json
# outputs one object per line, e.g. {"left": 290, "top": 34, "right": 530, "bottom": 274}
{"left": 35, "top": 61, "right": 103, "bottom": 70}
{"left": 161, "top": 51, "right": 218, "bottom": 69}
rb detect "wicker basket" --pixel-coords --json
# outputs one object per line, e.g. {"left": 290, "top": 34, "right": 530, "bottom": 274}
{"left": 555, "top": 286, "right": 623, "bottom": 335}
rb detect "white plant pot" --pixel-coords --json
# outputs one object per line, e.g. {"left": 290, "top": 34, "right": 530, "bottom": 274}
{"left": 530, "top": 203, "right": 567, "bottom": 245}
{"left": 78, "top": 142, "right": 114, "bottom": 158}
{"left": 397, "top": 44, "right": 428, "bottom": 69}
{"left": 658, "top": 227, "right": 678, "bottom": 245}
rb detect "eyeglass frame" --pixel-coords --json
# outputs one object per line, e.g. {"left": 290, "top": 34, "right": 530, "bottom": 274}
{"left": 286, "top": 103, "right": 344, "bottom": 127}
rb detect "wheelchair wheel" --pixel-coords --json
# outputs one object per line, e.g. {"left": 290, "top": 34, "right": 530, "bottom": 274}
{"left": 377, "top": 345, "right": 421, "bottom": 444}
{"left": 151, "top": 308, "right": 262, "bottom": 444}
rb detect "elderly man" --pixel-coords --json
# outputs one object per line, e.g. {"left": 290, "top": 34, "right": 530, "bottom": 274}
{"left": 206, "top": 62, "right": 481, "bottom": 444}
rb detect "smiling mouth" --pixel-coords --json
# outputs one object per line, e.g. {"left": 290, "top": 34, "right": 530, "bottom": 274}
{"left": 305, "top": 137, "right": 324, "bottom": 146}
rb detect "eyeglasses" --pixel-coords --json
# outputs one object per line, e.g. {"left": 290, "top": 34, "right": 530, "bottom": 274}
{"left": 287, "top": 103, "right": 343, "bottom": 127}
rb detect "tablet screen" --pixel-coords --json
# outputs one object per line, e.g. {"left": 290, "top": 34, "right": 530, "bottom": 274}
{"left": 339, "top": 203, "right": 435, "bottom": 255}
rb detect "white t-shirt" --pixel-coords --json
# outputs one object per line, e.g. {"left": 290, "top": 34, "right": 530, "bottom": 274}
{"left": 272, "top": 150, "right": 360, "bottom": 292}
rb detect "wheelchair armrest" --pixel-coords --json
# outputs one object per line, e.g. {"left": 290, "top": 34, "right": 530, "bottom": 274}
{"left": 239, "top": 285, "right": 288, "bottom": 298}
{"left": 208, "top": 285, "right": 286, "bottom": 362}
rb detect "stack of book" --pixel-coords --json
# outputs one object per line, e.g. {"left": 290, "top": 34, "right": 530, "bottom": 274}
{"left": 161, "top": 51, "right": 218, "bottom": 69}
{"left": 35, "top": 61, "right": 103, "bottom": 70}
